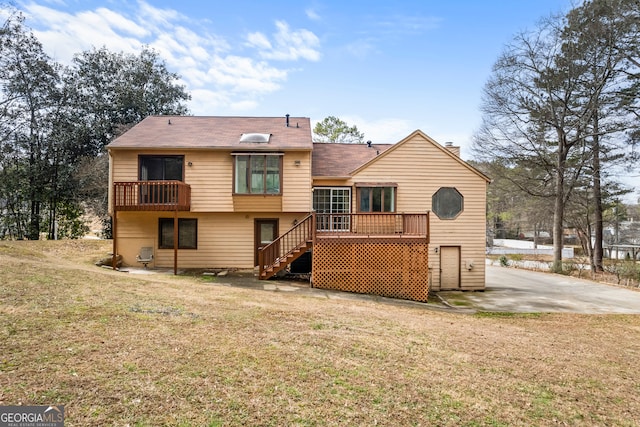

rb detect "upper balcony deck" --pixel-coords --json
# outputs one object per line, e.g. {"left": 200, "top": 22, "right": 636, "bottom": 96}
{"left": 113, "top": 181, "right": 191, "bottom": 211}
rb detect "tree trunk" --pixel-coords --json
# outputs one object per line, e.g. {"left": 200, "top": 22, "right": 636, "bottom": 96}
{"left": 28, "top": 135, "right": 40, "bottom": 240}
{"left": 552, "top": 130, "right": 568, "bottom": 273}
{"left": 552, "top": 166, "right": 565, "bottom": 273}
{"left": 29, "top": 200, "right": 40, "bottom": 240}
{"left": 585, "top": 222, "right": 595, "bottom": 273}
{"left": 592, "top": 112, "right": 604, "bottom": 272}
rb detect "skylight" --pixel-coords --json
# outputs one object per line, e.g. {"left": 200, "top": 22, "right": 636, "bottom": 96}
{"left": 240, "top": 133, "right": 271, "bottom": 143}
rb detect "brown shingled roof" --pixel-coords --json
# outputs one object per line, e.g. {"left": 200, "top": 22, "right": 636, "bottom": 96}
{"left": 312, "top": 143, "right": 393, "bottom": 177}
{"left": 107, "top": 115, "right": 312, "bottom": 150}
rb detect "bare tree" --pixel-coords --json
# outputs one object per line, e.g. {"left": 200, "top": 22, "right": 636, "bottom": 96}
{"left": 562, "top": 0, "right": 640, "bottom": 270}
{"left": 473, "top": 15, "right": 598, "bottom": 272}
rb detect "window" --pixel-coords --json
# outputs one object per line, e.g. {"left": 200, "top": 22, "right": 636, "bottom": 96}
{"left": 234, "top": 154, "right": 282, "bottom": 194}
{"left": 158, "top": 218, "right": 197, "bottom": 249}
{"left": 139, "top": 155, "right": 184, "bottom": 181}
{"left": 313, "top": 187, "right": 351, "bottom": 231}
{"left": 357, "top": 186, "right": 396, "bottom": 212}
{"left": 432, "top": 187, "right": 463, "bottom": 219}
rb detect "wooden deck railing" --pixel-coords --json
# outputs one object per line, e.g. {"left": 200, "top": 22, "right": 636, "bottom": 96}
{"left": 258, "top": 212, "right": 429, "bottom": 279}
{"left": 113, "top": 181, "right": 191, "bottom": 211}
{"left": 316, "top": 213, "right": 429, "bottom": 238}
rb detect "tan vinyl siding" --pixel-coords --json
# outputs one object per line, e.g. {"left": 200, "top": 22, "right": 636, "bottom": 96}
{"left": 188, "top": 151, "right": 234, "bottom": 211}
{"left": 281, "top": 152, "right": 312, "bottom": 212}
{"left": 115, "top": 211, "right": 308, "bottom": 269}
{"left": 233, "top": 195, "right": 282, "bottom": 211}
{"left": 348, "top": 133, "right": 488, "bottom": 291}
{"left": 110, "top": 150, "right": 139, "bottom": 182}
{"left": 109, "top": 149, "right": 312, "bottom": 213}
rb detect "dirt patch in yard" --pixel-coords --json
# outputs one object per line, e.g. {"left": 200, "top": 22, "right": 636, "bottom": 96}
{"left": 1, "top": 240, "right": 639, "bottom": 426}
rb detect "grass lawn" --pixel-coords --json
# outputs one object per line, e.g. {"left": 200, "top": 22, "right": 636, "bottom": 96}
{"left": 1, "top": 240, "right": 639, "bottom": 426}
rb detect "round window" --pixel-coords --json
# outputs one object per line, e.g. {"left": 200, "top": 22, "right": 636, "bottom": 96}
{"left": 432, "top": 187, "right": 463, "bottom": 219}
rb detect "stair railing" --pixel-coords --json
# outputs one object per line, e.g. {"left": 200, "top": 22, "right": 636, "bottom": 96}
{"left": 259, "top": 213, "right": 315, "bottom": 277}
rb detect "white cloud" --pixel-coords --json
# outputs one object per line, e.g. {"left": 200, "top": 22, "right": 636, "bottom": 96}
{"left": 246, "top": 32, "right": 272, "bottom": 50}
{"left": 23, "top": 3, "right": 149, "bottom": 60}
{"left": 93, "top": 7, "right": 149, "bottom": 37}
{"left": 305, "top": 8, "right": 321, "bottom": 21}
{"left": 207, "top": 56, "right": 286, "bottom": 92}
{"left": 342, "top": 39, "right": 378, "bottom": 59}
{"left": 17, "top": 1, "right": 319, "bottom": 114}
{"left": 229, "top": 99, "right": 260, "bottom": 111}
{"left": 137, "top": 1, "right": 182, "bottom": 28}
{"left": 247, "top": 20, "right": 321, "bottom": 62}
{"left": 349, "top": 116, "right": 414, "bottom": 144}
{"left": 189, "top": 88, "right": 231, "bottom": 114}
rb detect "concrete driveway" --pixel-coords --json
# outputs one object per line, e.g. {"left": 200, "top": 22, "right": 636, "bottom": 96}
{"left": 437, "top": 265, "right": 640, "bottom": 314}
{"left": 121, "top": 265, "right": 640, "bottom": 314}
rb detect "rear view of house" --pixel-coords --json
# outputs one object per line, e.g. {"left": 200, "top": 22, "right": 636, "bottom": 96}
{"left": 108, "top": 115, "right": 312, "bottom": 271}
{"left": 108, "top": 115, "right": 490, "bottom": 301}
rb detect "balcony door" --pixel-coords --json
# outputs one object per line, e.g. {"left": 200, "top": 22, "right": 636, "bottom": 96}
{"left": 139, "top": 155, "right": 184, "bottom": 204}
{"left": 139, "top": 155, "right": 184, "bottom": 181}
{"left": 313, "top": 187, "right": 351, "bottom": 231}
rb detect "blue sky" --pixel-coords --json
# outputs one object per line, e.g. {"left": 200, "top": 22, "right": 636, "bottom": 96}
{"left": 12, "top": 0, "right": 574, "bottom": 157}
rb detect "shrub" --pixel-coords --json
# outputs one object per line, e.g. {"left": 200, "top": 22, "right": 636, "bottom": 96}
{"left": 510, "top": 253, "right": 523, "bottom": 261}
{"left": 560, "top": 262, "right": 576, "bottom": 276}
{"left": 604, "top": 260, "right": 640, "bottom": 287}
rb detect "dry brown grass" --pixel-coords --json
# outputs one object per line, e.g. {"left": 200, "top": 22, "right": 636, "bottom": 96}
{"left": 1, "top": 240, "right": 640, "bottom": 426}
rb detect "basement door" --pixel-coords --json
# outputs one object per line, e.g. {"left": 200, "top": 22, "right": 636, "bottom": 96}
{"left": 440, "top": 246, "right": 461, "bottom": 290}
{"left": 255, "top": 219, "right": 278, "bottom": 266}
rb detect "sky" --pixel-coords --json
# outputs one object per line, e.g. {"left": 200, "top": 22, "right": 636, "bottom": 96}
{"left": 8, "top": 0, "right": 578, "bottom": 152}
{"left": 13, "top": 0, "right": 638, "bottom": 203}
{"left": 4, "top": 0, "right": 638, "bottom": 204}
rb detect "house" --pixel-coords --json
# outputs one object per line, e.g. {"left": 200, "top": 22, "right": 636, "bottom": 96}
{"left": 107, "top": 115, "right": 490, "bottom": 301}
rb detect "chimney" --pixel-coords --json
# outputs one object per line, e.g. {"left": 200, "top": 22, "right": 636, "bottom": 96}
{"left": 285, "top": 114, "right": 290, "bottom": 127}
{"left": 444, "top": 141, "right": 460, "bottom": 157}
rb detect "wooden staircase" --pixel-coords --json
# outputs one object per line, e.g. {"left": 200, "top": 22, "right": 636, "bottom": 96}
{"left": 258, "top": 213, "right": 315, "bottom": 280}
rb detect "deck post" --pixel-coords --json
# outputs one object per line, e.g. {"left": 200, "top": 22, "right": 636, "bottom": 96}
{"left": 426, "top": 211, "right": 430, "bottom": 244}
{"left": 311, "top": 212, "right": 316, "bottom": 288}
{"left": 112, "top": 209, "right": 117, "bottom": 270}
{"left": 173, "top": 210, "right": 178, "bottom": 275}
{"left": 258, "top": 246, "right": 264, "bottom": 278}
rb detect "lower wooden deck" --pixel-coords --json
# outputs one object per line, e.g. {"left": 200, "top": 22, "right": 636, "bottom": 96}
{"left": 312, "top": 236, "right": 429, "bottom": 302}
